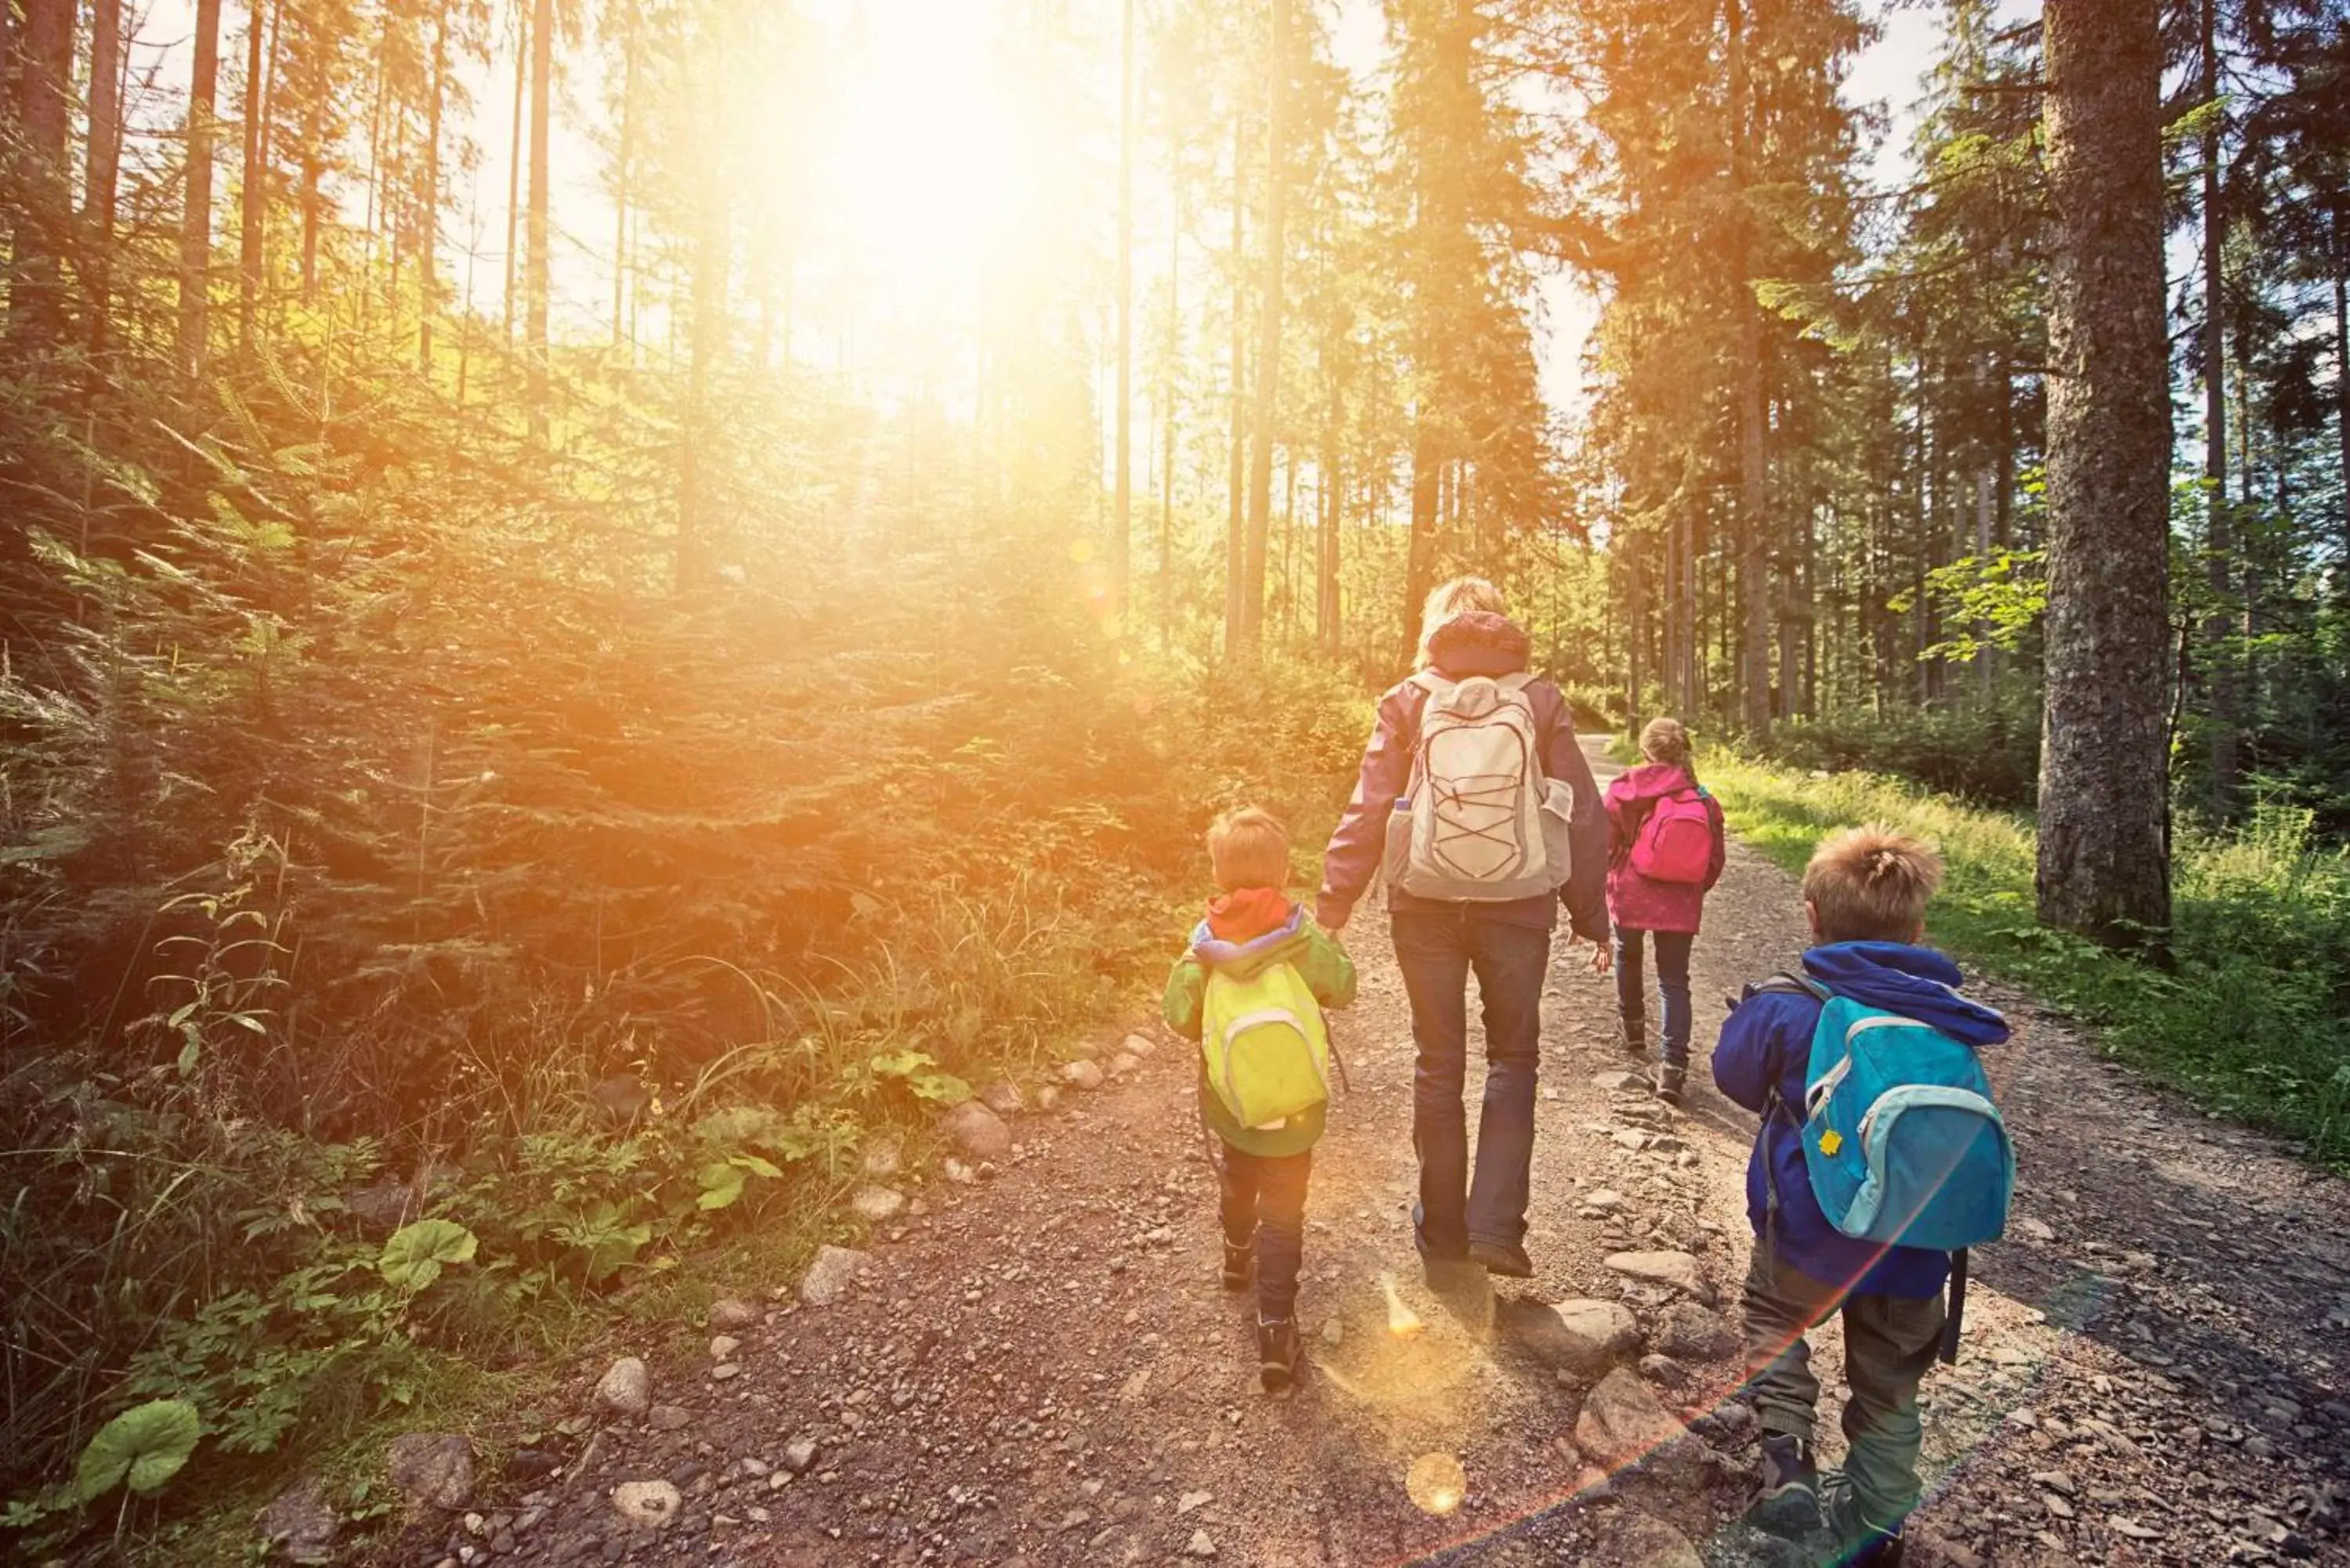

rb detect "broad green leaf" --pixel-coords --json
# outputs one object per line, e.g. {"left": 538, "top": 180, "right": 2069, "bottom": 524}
{"left": 731, "top": 1153, "right": 783, "bottom": 1180}
{"left": 378, "top": 1219, "right": 479, "bottom": 1291}
{"left": 696, "top": 1162, "right": 746, "bottom": 1210}
{"left": 73, "top": 1400, "right": 201, "bottom": 1501}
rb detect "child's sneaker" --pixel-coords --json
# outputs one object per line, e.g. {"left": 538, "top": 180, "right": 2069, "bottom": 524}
{"left": 1256, "top": 1317, "right": 1302, "bottom": 1391}
{"left": 1652, "top": 1064, "right": 1687, "bottom": 1106}
{"left": 1822, "top": 1477, "right": 1907, "bottom": 1566}
{"left": 1220, "top": 1238, "right": 1253, "bottom": 1292}
{"left": 1747, "top": 1433, "right": 1820, "bottom": 1535}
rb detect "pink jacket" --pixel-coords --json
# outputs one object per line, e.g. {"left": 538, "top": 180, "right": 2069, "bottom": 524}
{"left": 1603, "top": 763, "right": 1726, "bottom": 934}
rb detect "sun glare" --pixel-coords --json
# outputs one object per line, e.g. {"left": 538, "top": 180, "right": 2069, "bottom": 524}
{"left": 808, "top": 0, "right": 1032, "bottom": 312}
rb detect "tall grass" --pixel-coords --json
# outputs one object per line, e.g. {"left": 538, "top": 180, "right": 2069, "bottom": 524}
{"left": 1701, "top": 753, "right": 2350, "bottom": 1172}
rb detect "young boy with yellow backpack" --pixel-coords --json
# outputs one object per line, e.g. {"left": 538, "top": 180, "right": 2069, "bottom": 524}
{"left": 1162, "top": 807, "right": 1357, "bottom": 1390}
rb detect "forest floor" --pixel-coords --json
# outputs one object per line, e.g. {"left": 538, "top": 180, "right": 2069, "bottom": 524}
{"left": 377, "top": 743, "right": 2350, "bottom": 1568}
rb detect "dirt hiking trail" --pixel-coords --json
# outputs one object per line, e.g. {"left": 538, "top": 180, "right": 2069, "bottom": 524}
{"left": 386, "top": 742, "right": 2350, "bottom": 1568}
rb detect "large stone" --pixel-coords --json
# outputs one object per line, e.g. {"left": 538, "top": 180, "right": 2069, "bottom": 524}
{"left": 979, "top": 1079, "right": 1026, "bottom": 1116}
{"left": 1120, "top": 1033, "right": 1158, "bottom": 1059}
{"left": 594, "top": 1357, "right": 651, "bottom": 1417}
{"left": 385, "top": 1432, "right": 475, "bottom": 1511}
{"left": 707, "top": 1296, "right": 759, "bottom": 1331}
{"left": 799, "top": 1245, "right": 870, "bottom": 1307}
{"left": 850, "top": 1184, "right": 906, "bottom": 1223}
{"left": 1514, "top": 1299, "right": 1641, "bottom": 1375}
{"left": 1061, "top": 1060, "right": 1105, "bottom": 1091}
{"left": 938, "top": 1100, "right": 1013, "bottom": 1161}
{"left": 1574, "top": 1368, "right": 1700, "bottom": 1479}
{"left": 609, "top": 1479, "right": 682, "bottom": 1528}
{"left": 1654, "top": 1302, "right": 1740, "bottom": 1362}
{"left": 256, "top": 1476, "right": 338, "bottom": 1563}
{"left": 1604, "top": 1250, "right": 1715, "bottom": 1304}
{"left": 1585, "top": 1508, "right": 1705, "bottom": 1568}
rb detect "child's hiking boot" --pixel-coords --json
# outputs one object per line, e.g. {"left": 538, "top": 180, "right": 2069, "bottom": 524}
{"left": 1256, "top": 1317, "right": 1302, "bottom": 1392}
{"left": 1468, "top": 1237, "right": 1535, "bottom": 1279}
{"left": 1747, "top": 1433, "right": 1820, "bottom": 1535}
{"left": 1220, "top": 1237, "right": 1254, "bottom": 1292}
{"left": 1822, "top": 1476, "right": 1907, "bottom": 1566}
{"left": 1652, "top": 1063, "right": 1687, "bottom": 1106}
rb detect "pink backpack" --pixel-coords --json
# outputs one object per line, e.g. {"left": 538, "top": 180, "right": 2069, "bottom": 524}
{"left": 1629, "top": 789, "right": 1715, "bottom": 884}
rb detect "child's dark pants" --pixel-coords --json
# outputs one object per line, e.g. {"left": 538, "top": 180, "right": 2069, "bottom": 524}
{"left": 1741, "top": 1248, "right": 1946, "bottom": 1526}
{"left": 1217, "top": 1144, "right": 1312, "bottom": 1322}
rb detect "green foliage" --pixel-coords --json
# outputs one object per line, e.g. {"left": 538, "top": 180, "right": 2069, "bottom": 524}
{"left": 1747, "top": 702, "right": 2042, "bottom": 808}
{"left": 376, "top": 1221, "right": 479, "bottom": 1292}
{"left": 1707, "top": 753, "right": 2350, "bottom": 1172}
{"left": 72, "top": 1402, "right": 202, "bottom": 1505}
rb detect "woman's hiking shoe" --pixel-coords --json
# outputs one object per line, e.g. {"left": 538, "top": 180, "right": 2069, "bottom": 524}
{"left": 1748, "top": 1433, "right": 1821, "bottom": 1535}
{"left": 1823, "top": 1477, "right": 1907, "bottom": 1566}
{"left": 1468, "top": 1238, "right": 1535, "bottom": 1278}
{"left": 1618, "top": 1014, "right": 1651, "bottom": 1057}
{"left": 1652, "top": 1064, "right": 1687, "bottom": 1106}
{"left": 1257, "top": 1317, "right": 1302, "bottom": 1391}
{"left": 1220, "top": 1239, "right": 1254, "bottom": 1292}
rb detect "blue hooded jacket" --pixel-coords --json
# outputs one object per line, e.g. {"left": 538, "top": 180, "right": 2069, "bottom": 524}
{"left": 1712, "top": 941, "right": 2010, "bottom": 1299}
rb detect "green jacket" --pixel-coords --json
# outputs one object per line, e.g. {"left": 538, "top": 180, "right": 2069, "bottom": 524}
{"left": 1162, "top": 905, "right": 1357, "bottom": 1158}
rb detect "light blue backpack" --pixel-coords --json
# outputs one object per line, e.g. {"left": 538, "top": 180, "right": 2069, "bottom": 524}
{"left": 1770, "top": 974, "right": 2015, "bottom": 1252}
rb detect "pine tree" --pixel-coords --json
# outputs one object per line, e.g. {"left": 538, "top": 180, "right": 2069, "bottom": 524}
{"left": 2037, "top": 0, "right": 2173, "bottom": 945}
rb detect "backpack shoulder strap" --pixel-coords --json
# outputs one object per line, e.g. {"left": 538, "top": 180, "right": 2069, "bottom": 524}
{"left": 1745, "top": 971, "right": 1834, "bottom": 1003}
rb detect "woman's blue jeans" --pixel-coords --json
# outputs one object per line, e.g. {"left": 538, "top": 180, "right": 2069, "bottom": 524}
{"left": 1614, "top": 926, "right": 1695, "bottom": 1067}
{"left": 1390, "top": 909, "right": 1551, "bottom": 1256}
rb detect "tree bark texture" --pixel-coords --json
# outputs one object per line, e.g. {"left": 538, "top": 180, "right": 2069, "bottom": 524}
{"left": 2036, "top": 0, "right": 2172, "bottom": 947}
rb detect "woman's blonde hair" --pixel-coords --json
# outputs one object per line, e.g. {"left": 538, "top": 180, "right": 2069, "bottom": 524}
{"left": 1640, "top": 716, "right": 1693, "bottom": 771}
{"left": 1413, "top": 576, "right": 1507, "bottom": 670}
{"left": 1206, "top": 807, "right": 1292, "bottom": 892}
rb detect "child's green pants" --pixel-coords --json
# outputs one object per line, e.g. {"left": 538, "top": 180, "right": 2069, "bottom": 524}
{"left": 1740, "top": 1248, "right": 1947, "bottom": 1526}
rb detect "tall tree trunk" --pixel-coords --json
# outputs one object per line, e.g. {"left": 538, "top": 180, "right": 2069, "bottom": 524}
{"left": 1224, "top": 114, "right": 1247, "bottom": 659}
{"left": 525, "top": 0, "right": 551, "bottom": 439}
{"left": 503, "top": 0, "right": 525, "bottom": 344}
{"left": 6, "top": 0, "right": 74, "bottom": 352}
{"left": 1728, "top": 0, "right": 1770, "bottom": 735}
{"left": 418, "top": 0, "right": 446, "bottom": 372}
{"left": 1238, "top": 0, "right": 1286, "bottom": 656}
{"left": 2037, "top": 0, "right": 2171, "bottom": 948}
{"left": 2334, "top": 204, "right": 2349, "bottom": 589}
{"left": 1161, "top": 169, "right": 1180, "bottom": 649}
{"left": 237, "top": 0, "right": 269, "bottom": 354}
{"left": 1111, "top": 0, "right": 1133, "bottom": 621}
{"left": 2200, "top": 0, "right": 2237, "bottom": 813}
{"left": 678, "top": 172, "right": 726, "bottom": 590}
{"left": 178, "top": 0, "right": 223, "bottom": 370}
{"left": 83, "top": 0, "right": 125, "bottom": 353}
{"left": 612, "top": 0, "right": 635, "bottom": 351}
{"left": 1402, "top": 416, "right": 1439, "bottom": 667}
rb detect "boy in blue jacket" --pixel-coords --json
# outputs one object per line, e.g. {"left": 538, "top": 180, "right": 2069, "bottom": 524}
{"left": 1714, "top": 827, "right": 2009, "bottom": 1567}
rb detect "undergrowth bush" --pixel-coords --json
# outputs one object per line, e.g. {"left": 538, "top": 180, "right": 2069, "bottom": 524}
{"left": 1704, "top": 753, "right": 2350, "bottom": 1172}
{"left": 1745, "top": 702, "right": 2041, "bottom": 808}
{"left": 0, "top": 346, "right": 1373, "bottom": 1547}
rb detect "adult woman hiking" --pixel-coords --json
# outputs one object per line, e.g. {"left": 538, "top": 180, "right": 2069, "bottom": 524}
{"left": 1316, "top": 578, "right": 1609, "bottom": 1278}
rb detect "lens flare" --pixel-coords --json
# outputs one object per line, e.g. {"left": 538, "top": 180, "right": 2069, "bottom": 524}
{"left": 1381, "top": 1273, "right": 1425, "bottom": 1337}
{"left": 1406, "top": 1451, "right": 1467, "bottom": 1516}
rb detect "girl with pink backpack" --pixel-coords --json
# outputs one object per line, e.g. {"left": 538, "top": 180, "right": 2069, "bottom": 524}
{"left": 1604, "top": 717, "right": 1727, "bottom": 1104}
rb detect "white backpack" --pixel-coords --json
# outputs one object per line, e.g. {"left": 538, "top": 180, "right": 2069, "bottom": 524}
{"left": 1383, "top": 672, "right": 1574, "bottom": 901}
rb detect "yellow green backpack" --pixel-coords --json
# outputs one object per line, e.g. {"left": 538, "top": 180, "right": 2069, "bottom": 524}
{"left": 1199, "top": 961, "right": 1332, "bottom": 1130}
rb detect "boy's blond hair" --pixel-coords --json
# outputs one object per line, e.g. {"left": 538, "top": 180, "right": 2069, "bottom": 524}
{"left": 1803, "top": 826, "right": 1943, "bottom": 943}
{"left": 1640, "top": 716, "right": 1693, "bottom": 769}
{"left": 1412, "top": 576, "right": 1507, "bottom": 670}
{"left": 1207, "top": 807, "right": 1292, "bottom": 892}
